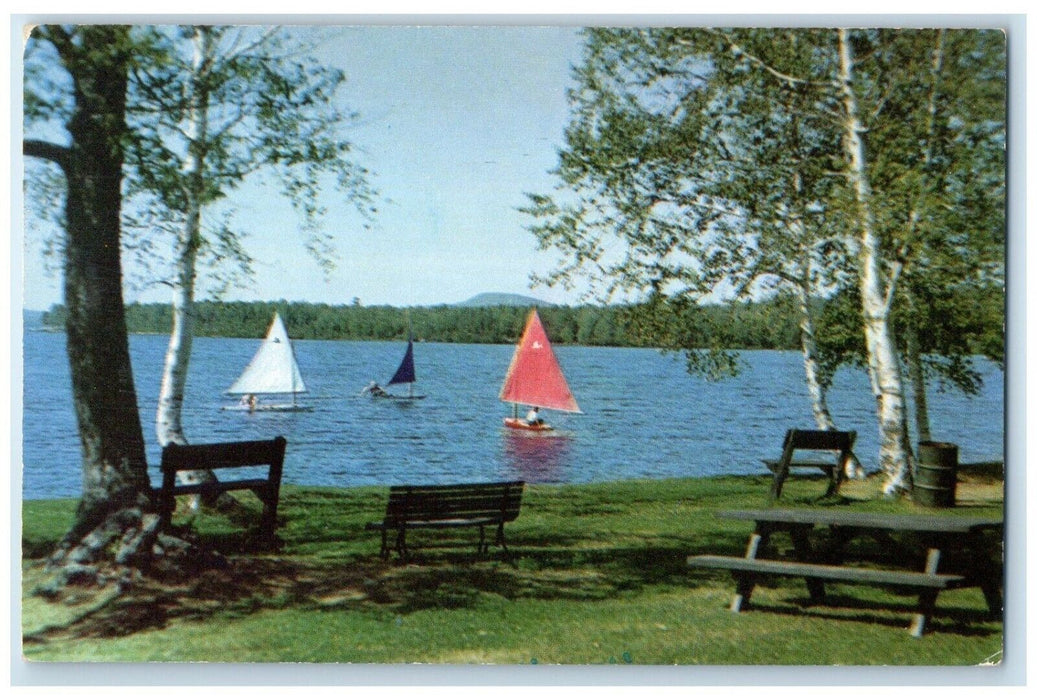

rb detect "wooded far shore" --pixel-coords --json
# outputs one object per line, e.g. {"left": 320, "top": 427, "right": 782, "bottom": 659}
{"left": 35, "top": 289, "right": 1002, "bottom": 354}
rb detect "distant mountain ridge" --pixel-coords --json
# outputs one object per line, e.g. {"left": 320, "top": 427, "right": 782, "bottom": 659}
{"left": 455, "top": 293, "right": 554, "bottom": 308}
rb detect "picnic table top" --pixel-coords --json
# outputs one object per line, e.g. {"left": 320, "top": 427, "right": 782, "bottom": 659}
{"left": 719, "top": 508, "right": 1003, "bottom": 533}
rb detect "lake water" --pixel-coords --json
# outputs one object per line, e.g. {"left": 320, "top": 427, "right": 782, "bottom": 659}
{"left": 20, "top": 329, "right": 1005, "bottom": 500}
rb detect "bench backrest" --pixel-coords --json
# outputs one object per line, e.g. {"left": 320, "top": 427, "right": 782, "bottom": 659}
{"left": 383, "top": 481, "right": 525, "bottom": 526}
{"left": 160, "top": 436, "right": 287, "bottom": 478}
{"left": 779, "top": 429, "right": 856, "bottom": 464}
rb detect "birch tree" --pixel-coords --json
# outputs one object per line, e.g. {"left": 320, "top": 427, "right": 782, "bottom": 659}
{"left": 832, "top": 29, "right": 914, "bottom": 492}
{"left": 868, "top": 29, "right": 1006, "bottom": 443}
{"left": 126, "top": 26, "right": 376, "bottom": 459}
{"left": 523, "top": 28, "right": 860, "bottom": 468}
{"left": 526, "top": 27, "right": 1004, "bottom": 494}
{"left": 814, "top": 29, "right": 1004, "bottom": 451}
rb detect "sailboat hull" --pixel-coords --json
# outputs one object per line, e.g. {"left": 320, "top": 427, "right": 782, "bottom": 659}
{"left": 222, "top": 403, "right": 313, "bottom": 412}
{"left": 374, "top": 394, "right": 427, "bottom": 401}
{"left": 503, "top": 417, "right": 553, "bottom": 432}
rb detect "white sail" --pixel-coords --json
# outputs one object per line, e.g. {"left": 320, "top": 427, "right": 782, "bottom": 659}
{"left": 226, "top": 312, "right": 307, "bottom": 395}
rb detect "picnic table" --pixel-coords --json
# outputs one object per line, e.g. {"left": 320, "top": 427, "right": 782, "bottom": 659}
{"left": 688, "top": 508, "right": 1003, "bottom": 637}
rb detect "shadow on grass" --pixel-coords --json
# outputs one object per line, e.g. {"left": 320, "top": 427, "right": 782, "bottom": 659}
{"left": 22, "top": 527, "right": 746, "bottom": 644}
{"left": 741, "top": 593, "right": 1001, "bottom": 638}
{"left": 22, "top": 476, "right": 1003, "bottom": 646}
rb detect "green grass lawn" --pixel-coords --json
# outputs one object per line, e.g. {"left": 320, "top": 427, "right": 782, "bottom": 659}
{"left": 20, "top": 471, "right": 1004, "bottom": 665}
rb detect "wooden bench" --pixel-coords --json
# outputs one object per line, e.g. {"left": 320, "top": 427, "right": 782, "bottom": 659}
{"left": 366, "top": 481, "right": 525, "bottom": 560}
{"left": 688, "top": 554, "right": 963, "bottom": 637}
{"left": 763, "top": 429, "right": 857, "bottom": 500}
{"left": 156, "top": 436, "right": 287, "bottom": 542}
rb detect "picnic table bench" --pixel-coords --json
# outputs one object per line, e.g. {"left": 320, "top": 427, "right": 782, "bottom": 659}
{"left": 763, "top": 429, "right": 858, "bottom": 500}
{"left": 688, "top": 508, "right": 1003, "bottom": 637}
{"left": 366, "top": 480, "right": 525, "bottom": 560}
{"left": 156, "top": 436, "right": 287, "bottom": 542}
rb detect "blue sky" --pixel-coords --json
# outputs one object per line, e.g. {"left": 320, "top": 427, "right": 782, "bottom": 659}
{"left": 19, "top": 25, "right": 588, "bottom": 310}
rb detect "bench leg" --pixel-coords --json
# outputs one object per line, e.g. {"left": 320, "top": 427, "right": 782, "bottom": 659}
{"left": 495, "top": 522, "right": 509, "bottom": 558}
{"left": 961, "top": 530, "right": 1003, "bottom": 617}
{"left": 980, "top": 581, "right": 1003, "bottom": 617}
{"left": 258, "top": 490, "right": 277, "bottom": 542}
{"left": 822, "top": 467, "right": 839, "bottom": 499}
{"left": 395, "top": 527, "right": 408, "bottom": 559}
{"left": 788, "top": 526, "right": 826, "bottom": 603}
{"left": 910, "top": 589, "right": 939, "bottom": 638}
{"left": 730, "top": 572, "right": 756, "bottom": 612}
{"left": 379, "top": 529, "right": 390, "bottom": 560}
{"left": 769, "top": 467, "right": 788, "bottom": 502}
{"left": 477, "top": 525, "right": 487, "bottom": 554}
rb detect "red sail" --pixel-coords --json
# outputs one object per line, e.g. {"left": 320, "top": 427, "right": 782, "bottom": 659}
{"left": 499, "top": 309, "right": 581, "bottom": 413}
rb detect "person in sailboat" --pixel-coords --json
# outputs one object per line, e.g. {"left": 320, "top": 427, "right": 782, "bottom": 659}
{"left": 239, "top": 393, "right": 258, "bottom": 412}
{"left": 525, "top": 406, "right": 545, "bottom": 426}
{"left": 361, "top": 380, "right": 388, "bottom": 398}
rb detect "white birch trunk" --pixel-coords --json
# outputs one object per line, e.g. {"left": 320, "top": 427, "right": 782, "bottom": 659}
{"left": 837, "top": 29, "right": 913, "bottom": 494}
{"left": 796, "top": 281, "right": 833, "bottom": 431}
{"left": 793, "top": 278, "right": 865, "bottom": 479}
{"left": 155, "top": 27, "right": 217, "bottom": 500}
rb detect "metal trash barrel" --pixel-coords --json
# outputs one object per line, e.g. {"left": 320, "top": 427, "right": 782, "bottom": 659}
{"left": 914, "top": 441, "right": 958, "bottom": 507}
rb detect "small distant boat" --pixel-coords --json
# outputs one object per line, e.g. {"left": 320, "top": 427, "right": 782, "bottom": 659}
{"left": 223, "top": 312, "right": 312, "bottom": 412}
{"left": 499, "top": 309, "right": 581, "bottom": 431}
{"left": 375, "top": 336, "right": 427, "bottom": 401}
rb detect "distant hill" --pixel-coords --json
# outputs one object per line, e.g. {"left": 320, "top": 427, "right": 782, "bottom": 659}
{"left": 455, "top": 293, "right": 554, "bottom": 308}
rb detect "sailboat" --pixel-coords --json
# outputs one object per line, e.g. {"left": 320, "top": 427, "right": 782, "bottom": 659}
{"left": 223, "top": 312, "right": 312, "bottom": 412}
{"left": 499, "top": 309, "right": 581, "bottom": 431}
{"left": 376, "top": 335, "right": 427, "bottom": 400}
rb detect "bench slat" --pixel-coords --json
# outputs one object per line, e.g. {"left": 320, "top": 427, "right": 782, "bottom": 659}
{"left": 687, "top": 554, "right": 962, "bottom": 588}
{"left": 367, "top": 517, "right": 501, "bottom": 531}
{"left": 386, "top": 500, "right": 522, "bottom": 521}
{"left": 161, "top": 437, "right": 287, "bottom": 471}
{"left": 718, "top": 509, "right": 1003, "bottom": 534}
{"left": 388, "top": 480, "right": 524, "bottom": 492}
{"left": 762, "top": 459, "right": 836, "bottom": 473}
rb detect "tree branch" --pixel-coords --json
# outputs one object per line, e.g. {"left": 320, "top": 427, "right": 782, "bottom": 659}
{"left": 24, "top": 139, "right": 70, "bottom": 172}
{"left": 702, "top": 29, "right": 832, "bottom": 89}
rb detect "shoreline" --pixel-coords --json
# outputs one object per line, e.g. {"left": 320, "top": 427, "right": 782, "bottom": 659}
{"left": 20, "top": 464, "right": 1005, "bottom": 505}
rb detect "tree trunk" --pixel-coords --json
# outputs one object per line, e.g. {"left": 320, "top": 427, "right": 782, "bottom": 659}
{"left": 155, "top": 244, "right": 199, "bottom": 449}
{"left": 39, "top": 26, "right": 159, "bottom": 577}
{"left": 837, "top": 29, "right": 914, "bottom": 495}
{"left": 153, "top": 26, "right": 229, "bottom": 508}
{"left": 898, "top": 32, "right": 943, "bottom": 448}
{"left": 904, "top": 322, "right": 932, "bottom": 443}
{"left": 793, "top": 279, "right": 865, "bottom": 479}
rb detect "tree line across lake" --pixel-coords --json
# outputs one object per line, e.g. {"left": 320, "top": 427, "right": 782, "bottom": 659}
{"left": 38, "top": 298, "right": 795, "bottom": 348}
{"left": 39, "top": 290, "right": 1001, "bottom": 356}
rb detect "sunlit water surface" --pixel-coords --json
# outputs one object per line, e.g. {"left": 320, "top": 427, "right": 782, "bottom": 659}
{"left": 21, "top": 330, "right": 1004, "bottom": 499}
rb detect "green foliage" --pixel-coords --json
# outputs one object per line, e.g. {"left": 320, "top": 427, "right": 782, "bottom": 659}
{"left": 37, "top": 298, "right": 802, "bottom": 350}
{"left": 24, "top": 26, "right": 378, "bottom": 296}
{"left": 525, "top": 26, "right": 1005, "bottom": 403}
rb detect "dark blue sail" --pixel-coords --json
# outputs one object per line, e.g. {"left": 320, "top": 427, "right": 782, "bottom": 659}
{"left": 387, "top": 340, "right": 417, "bottom": 385}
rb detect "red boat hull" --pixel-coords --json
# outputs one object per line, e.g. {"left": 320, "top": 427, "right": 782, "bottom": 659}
{"left": 503, "top": 417, "right": 554, "bottom": 432}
